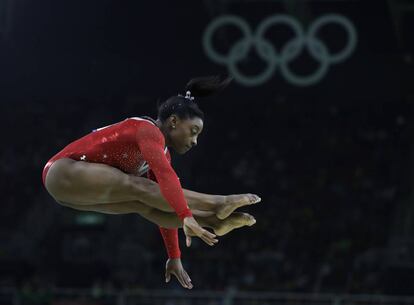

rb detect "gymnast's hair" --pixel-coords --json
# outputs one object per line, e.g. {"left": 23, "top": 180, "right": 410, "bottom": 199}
{"left": 157, "top": 76, "right": 232, "bottom": 122}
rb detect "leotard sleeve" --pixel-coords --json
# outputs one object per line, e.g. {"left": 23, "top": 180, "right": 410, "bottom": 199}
{"left": 136, "top": 122, "right": 192, "bottom": 220}
{"left": 146, "top": 157, "right": 181, "bottom": 259}
{"left": 159, "top": 227, "right": 181, "bottom": 259}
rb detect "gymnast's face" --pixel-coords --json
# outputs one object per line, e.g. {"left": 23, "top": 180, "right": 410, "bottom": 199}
{"left": 167, "top": 115, "right": 204, "bottom": 154}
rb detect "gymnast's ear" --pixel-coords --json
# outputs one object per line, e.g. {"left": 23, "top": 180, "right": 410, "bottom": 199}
{"left": 168, "top": 115, "right": 180, "bottom": 128}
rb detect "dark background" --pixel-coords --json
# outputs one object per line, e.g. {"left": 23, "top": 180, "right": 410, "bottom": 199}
{"left": 0, "top": 0, "right": 413, "bottom": 297}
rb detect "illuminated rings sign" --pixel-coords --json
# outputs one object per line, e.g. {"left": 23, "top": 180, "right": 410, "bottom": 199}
{"left": 203, "top": 14, "right": 358, "bottom": 87}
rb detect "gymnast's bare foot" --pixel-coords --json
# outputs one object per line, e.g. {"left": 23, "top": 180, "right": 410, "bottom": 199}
{"left": 213, "top": 212, "right": 256, "bottom": 236}
{"left": 216, "top": 194, "right": 261, "bottom": 220}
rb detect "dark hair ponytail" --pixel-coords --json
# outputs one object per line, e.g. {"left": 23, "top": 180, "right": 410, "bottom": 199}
{"left": 157, "top": 75, "right": 232, "bottom": 122}
{"left": 185, "top": 76, "right": 233, "bottom": 97}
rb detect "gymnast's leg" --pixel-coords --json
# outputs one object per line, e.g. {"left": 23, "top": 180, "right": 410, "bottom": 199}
{"left": 57, "top": 200, "right": 256, "bottom": 236}
{"left": 45, "top": 158, "right": 260, "bottom": 218}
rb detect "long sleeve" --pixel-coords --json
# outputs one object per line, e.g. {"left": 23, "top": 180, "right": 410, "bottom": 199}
{"left": 159, "top": 227, "right": 181, "bottom": 259}
{"left": 136, "top": 122, "right": 192, "bottom": 220}
{"left": 147, "top": 162, "right": 181, "bottom": 259}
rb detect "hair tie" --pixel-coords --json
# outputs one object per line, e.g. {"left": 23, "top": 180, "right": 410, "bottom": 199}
{"left": 178, "top": 90, "right": 195, "bottom": 101}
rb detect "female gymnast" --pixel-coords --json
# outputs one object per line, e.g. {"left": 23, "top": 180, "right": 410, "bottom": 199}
{"left": 42, "top": 76, "right": 261, "bottom": 289}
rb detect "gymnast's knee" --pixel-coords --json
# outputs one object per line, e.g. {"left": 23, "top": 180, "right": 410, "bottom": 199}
{"left": 44, "top": 158, "right": 75, "bottom": 200}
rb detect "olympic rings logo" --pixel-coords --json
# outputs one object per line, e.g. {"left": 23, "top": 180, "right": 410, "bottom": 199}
{"left": 203, "top": 14, "right": 358, "bottom": 87}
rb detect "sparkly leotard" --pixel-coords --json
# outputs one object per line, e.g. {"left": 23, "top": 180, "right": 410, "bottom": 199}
{"left": 42, "top": 116, "right": 188, "bottom": 258}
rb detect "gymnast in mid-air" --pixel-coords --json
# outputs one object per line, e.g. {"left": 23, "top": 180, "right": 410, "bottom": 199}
{"left": 42, "top": 76, "right": 261, "bottom": 289}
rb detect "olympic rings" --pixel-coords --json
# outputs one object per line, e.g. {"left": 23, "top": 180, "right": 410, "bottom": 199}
{"left": 202, "top": 14, "right": 358, "bottom": 87}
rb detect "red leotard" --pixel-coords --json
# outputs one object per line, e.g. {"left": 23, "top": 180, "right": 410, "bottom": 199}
{"left": 42, "top": 117, "right": 189, "bottom": 258}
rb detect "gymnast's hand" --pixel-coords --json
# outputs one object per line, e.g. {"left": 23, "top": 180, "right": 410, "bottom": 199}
{"left": 165, "top": 258, "right": 193, "bottom": 289}
{"left": 183, "top": 216, "right": 218, "bottom": 247}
